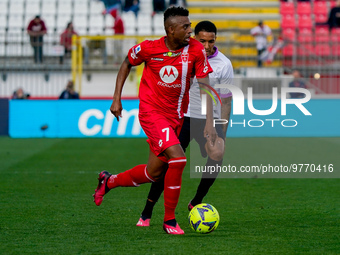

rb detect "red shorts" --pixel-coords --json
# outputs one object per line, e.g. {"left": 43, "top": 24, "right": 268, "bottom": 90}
{"left": 139, "top": 111, "right": 184, "bottom": 160}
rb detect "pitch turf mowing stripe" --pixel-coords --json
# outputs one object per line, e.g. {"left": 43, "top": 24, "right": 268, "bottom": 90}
{"left": 0, "top": 137, "right": 339, "bottom": 254}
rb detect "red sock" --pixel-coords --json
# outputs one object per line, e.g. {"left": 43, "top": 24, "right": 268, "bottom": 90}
{"left": 107, "top": 164, "right": 154, "bottom": 188}
{"left": 163, "top": 157, "right": 187, "bottom": 222}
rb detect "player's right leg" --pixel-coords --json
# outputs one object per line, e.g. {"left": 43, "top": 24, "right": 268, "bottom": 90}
{"left": 137, "top": 117, "right": 192, "bottom": 226}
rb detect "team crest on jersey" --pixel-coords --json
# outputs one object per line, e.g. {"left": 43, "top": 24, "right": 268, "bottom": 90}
{"left": 159, "top": 65, "right": 179, "bottom": 84}
{"left": 134, "top": 45, "right": 141, "bottom": 55}
{"left": 181, "top": 52, "right": 189, "bottom": 63}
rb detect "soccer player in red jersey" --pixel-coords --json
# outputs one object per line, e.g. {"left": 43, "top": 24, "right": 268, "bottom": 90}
{"left": 93, "top": 6, "right": 216, "bottom": 235}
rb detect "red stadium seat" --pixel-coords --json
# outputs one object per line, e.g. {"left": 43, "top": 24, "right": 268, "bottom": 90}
{"left": 331, "top": 33, "right": 340, "bottom": 42}
{"left": 281, "top": 15, "right": 296, "bottom": 29}
{"left": 313, "top": 1, "right": 328, "bottom": 15}
{"left": 297, "top": 2, "right": 312, "bottom": 15}
{"left": 282, "top": 44, "right": 294, "bottom": 56}
{"left": 298, "top": 28, "right": 313, "bottom": 43}
{"left": 315, "top": 27, "right": 330, "bottom": 42}
{"left": 331, "top": 44, "right": 340, "bottom": 56}
{"left": 314, "top": 14, "right": 328, "bottom": 24}
{"left": 330, "top": 1, "right": 336, "bottom": 9}
{"left": 280, "top": 2, "right": 295, "bottom": 15}
{"left": 282, "top": 28, "right": 296, "bottom": 41}
{"left": 331, "top": 28, "right": 340, "bottom": 35}
{"left": 298, "top": 15, "right": 313, "bottom": 29}
{"left": 298, "top": 43, "right": 314, "bottom": 56}
{"left": 315, "top": 43, "right": 331, "bottom": 56}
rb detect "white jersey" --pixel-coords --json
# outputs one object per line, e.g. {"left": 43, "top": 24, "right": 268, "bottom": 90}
{"left": 185, "top": 47, "right": 233, "bottom": 119}
{"left": 250, "top": 25, "right": 272, "bottom": 50}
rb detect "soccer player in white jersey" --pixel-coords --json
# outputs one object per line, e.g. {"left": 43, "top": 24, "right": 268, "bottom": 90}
{"left": 136, "top": 20, "right": 233, "bottom": 227}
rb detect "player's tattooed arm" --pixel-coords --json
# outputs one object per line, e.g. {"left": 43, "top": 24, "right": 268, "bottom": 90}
{"left": 110, "top": 56, "right": 133, "bottom": 121}
{"left": 221, "top": 96, "right": 232, "bottom": 135}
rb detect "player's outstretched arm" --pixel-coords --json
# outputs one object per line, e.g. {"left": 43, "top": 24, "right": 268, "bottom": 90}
{"left": 197, "top": 76, "right": 217, "bottom": 145}
{"left": 110, "top": 56, "right": 133, "bottom": 121}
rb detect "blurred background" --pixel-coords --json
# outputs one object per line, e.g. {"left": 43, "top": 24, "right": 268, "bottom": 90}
{"left": 0, "top": 0, "right": 339, "bottom": 99}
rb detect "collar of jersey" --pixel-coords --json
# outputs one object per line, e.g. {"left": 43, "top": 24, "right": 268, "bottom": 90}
{"left": 208, "top": 46, "right": 218, "bottom": 59}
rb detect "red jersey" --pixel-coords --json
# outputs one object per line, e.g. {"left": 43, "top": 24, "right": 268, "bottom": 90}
{"left": 127, "top": 36, "right": 212, "bottom": 119}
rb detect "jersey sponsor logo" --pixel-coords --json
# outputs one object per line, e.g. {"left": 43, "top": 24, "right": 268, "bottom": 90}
{"left": 157, "top": 81, "right": 181, "bottom": 88}
{"left": 163, "top": 52, "right": 181, "bottom": 57}
{"left": 151, "top": 57, "right": 164, "bottom": 61}
{"left": 203, "top": 65, "right": 209, "bottom": 73}
{"left": 134, "top": 45, "right": 141, "bottom": 54}
{"left": 159, "top": 65, "right": 179, "bottom": 84}
{"left": 181, "top": 52, "right": 189, "bottom": 63}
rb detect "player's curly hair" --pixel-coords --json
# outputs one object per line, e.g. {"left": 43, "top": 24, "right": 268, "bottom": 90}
{"left": 164, "top": 6, "right": 189, "bottom": 23}
{"left": 194, "top": 21, "right": 217, "bottom": 36}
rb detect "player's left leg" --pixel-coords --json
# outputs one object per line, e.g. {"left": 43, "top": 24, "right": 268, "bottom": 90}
{"left": 189, "top": 120, "right": 225, "bottom": 209}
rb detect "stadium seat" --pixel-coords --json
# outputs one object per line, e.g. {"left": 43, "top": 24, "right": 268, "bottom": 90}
{"left": 298, "top": 15, "right": 313, "bottom": 29}
{"left": 90, "top": 0, "right": 104, "bottom": 15}
{"left": 56, "top": 15, "right": 72, "bottom": 31}
{"left": 73, "top": 15, "right": 88, "bottom": 33}
{"left": 314, "top": 14, "right": 328, "bottom": 24}
{"left": 58, "top": 1, "right": 72, "bottom": 15}
{"left": 315, "top": 27, "right": 330, "bottom": 43}
{"left": 42, "top": 1, "right": 57, "bottom": 15}
{"left": 137, "top": 15, "right": 152, "bottom": 35}
{"left": 313, "top": 1, "right": 328, "bottom": 15}
{"left": 298, "top": 43, "right": 314, "bottom": 56}
{"left": 297, "top": 2, "right": 312, "bottom": 15}
{"left": 281, "top": 15, "right": 296, "bottom": 29}
{"left": 282, "top": 44, "right": 294, "bottom": 56}
{"left": 74, "top": 1, "right": 89, "bottom": 15}
{"left": 331, "top": 33, "right": 340, "bottom": 42}
{"left": 297, "top": 28, "right": 313, "bottom": 43}
{"left": 26, "top": 1, "right": 41, "bottom": 16}
{"left": 104, "top": 15, "right": 114, "bottom": 28}
{"left": 0, "top": 14, "right": 7, "bottom": 29}
{"left": 44, "top": 15, "right": 56, "bottom": 32}
{"left": 8, "top": 15, "right": 23, "bottom": 30}
{"left": 331, "top": 44, "right": 340, "bottom": 56}
{"left": 9, "top": 1, "right": 24, "bottom": 15}
{"left": 280, "top": 2, "right": 294, "bottom": 15}
{"left": 122, "top": 12, "right": 136, "bottom": 35}
{"left": 89, "top": 14, "right": 104, "bottom": 32}
{"left": 282, "top": 28, "right": 295, "bottom": 42}
{"left": 330, "top": 1, "right": 336, "bottom": 9}
{"left": 331, "top": 28, "right": 340, "bottom": 35}
{"left": 315, "top": 43, "right": 331, "bottom": 56}
{"left": 0, "top": 1, "right": 8, "bottom": 15}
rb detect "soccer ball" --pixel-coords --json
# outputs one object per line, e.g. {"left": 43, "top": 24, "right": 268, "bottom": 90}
{"left": 188, "top": 203, "right": 220, "bottom": 234}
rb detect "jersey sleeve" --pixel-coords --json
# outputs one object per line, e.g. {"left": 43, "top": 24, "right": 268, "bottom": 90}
{"left": 194, "top": 45, "right": 213, "bottom": 79}
{"left": 127, "top": 40, "right": 150, "bottom": 66}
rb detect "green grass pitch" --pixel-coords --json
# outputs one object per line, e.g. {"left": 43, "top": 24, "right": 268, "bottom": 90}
{"left": 0, "top": 137, "right": 339, "bottom": 254}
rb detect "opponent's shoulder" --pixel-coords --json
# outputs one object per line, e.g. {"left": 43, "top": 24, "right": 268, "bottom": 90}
{"left": 212, "top": 51, "right": 233, "bottom": 69}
